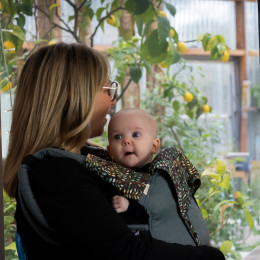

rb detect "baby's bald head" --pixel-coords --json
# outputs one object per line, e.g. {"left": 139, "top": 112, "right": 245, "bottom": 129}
{"left": 108, "top": 108, "right": 158, "bottom": 138}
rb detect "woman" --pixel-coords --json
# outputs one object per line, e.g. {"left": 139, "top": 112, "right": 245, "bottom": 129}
{"left": 4, "top": 43, "right": 225, "bottom": 260}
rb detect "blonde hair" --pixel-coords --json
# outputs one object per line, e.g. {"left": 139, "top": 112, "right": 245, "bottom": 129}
{"left": 4, "top": 42, "right": 109, "bottom": 197}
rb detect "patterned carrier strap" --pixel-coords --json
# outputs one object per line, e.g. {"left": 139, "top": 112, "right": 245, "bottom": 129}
{"left": 84, "top": 146, "right": 202, "bottom": 245}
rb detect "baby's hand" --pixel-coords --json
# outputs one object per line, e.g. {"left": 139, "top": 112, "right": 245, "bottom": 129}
{"left": 112, "top": 195, "right": 129, "bottom": 213}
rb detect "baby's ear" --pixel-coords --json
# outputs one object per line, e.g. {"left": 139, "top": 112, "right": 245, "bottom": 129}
{"left": 152, "top": 138, "right": 160, "bottom": 154}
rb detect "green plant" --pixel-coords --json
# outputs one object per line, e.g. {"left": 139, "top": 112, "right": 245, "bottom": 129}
{"left": 251, "top": 84, "right": 260, "bottom": 107}
{"left": 141, "top": 62, "right": 223, "bottom": 170}
{"left": 3, "top": 190, "right": 18, "bottom": 259}
{"left": 196, "top": 159, "right": 257, "bottom": 260}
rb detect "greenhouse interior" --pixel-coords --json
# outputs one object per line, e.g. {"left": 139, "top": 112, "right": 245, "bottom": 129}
{"left": 0, "top": 0, "right": 260, "bottom": 259}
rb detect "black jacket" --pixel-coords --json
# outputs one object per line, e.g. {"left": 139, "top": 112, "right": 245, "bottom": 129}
{"left": 15, "top": 155, "right": 225, "bottom": 260}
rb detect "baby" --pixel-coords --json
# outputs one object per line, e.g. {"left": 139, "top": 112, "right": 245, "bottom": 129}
{"left": 105, "top": 108, "right": 210, "bottom": 245}
{"left": 107, "top": 108, "right": 160, "bottom": 215}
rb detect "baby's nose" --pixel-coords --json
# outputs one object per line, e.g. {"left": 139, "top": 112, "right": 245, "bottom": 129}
{"left": 122, "top": 138, "right": 131, "bottom": 146}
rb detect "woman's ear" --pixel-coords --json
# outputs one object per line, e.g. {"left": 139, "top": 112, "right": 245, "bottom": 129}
{"left": 152, "top": 138, "right": 160, "bottom": 154}
{"left": 107, "top": 145, "right": 112, "bottom": 158}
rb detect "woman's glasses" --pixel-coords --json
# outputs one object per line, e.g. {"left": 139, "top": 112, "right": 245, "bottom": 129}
{"left": 103, "top": 82, "right": 118, "bottom": 101}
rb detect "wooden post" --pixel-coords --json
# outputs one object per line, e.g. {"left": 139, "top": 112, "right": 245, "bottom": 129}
{"left": 236, "top": 0, "right": 247, "bottom": 152}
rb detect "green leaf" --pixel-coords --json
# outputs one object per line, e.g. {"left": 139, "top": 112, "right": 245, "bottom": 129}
{"left": 172, "top": 46, "right": 181, "bottom": 63}
{"left": 201, "top": 169, "right": 221, "bottom": 180}
{"left": 18, "top": 0, "right": 33, "bottom": 16}
{"left": 5, "top": 242, "right": 16, "bottom": 252}
{"left": 206, "top": 36, "right": 217, "bottom": 51}
{"left": 197, "top": 33, "right": 205, "bottom": 42}
{"left": 215, "top": 159, "right": 226, "bottom": 175}
{"left": 216, "top": 35, "right": 225, "bottom": 43}
{"left": 142, "top": 59, "right": 151, "bottom": 74}
{"left": 125, "top": 0, "right": 135, "bottom": 13}
{"left": 125, "top": 0, "right": 150, "bottom": 15}
{"left": 148, "top": 52, "right": 167, "bottom": 64}
{"left": 157, "top": 16, "right": 170, "bottom": 45}
{"left": 172, "top": 28, "right": 179, "bottom": 43}
{"left": 196, "top": 107, "right": 203, "bottom": 119}
{"left": 140, "top": 5, "right": 156, "bottom": 23}
{"left": 10, "top": 24, "right": 25, "bottom": 41}
{"left": 49, "top": 3, "right": 60, "bottom": 10}
{"left": 201, "top": 33, "right": 211, "bottom": 50}
{"left": 143, "top": 20, "right": 155, "bottom": 36}
{"left": 230, "top": 251, "right": 242, "bottom": 260}
{"left": 100, "top": 20, "right": 105, "bottom": 32}
{"left": 172, "top": 100, "right": 180, "bottom": 111}
{"left": 165, "top": 2, "right": 176, "bottom": 17}
{"left": 187, "top": 97, "right": 197, "bottom": 110}
{"left": 1, "top": 79, "right": 8, "bottom": 89}
{"left": 186, "top": 110, "right": 194, "bottom": 119}
{"left": 209, "top": 190, "right": 221, "bottom": 198}
{"left": 68, "top": 15, "right": 75, "bottom": 22}
{"left": 147, "top": 29, "right": 168, "bottom": 57}
{"left": 217, "top": 43, "right": 226, "bottom": 54}
{"left": 220, "top": 240, "right": 232, "bottom": 255}
{"left": 4, "top": 215, "right": 14, "bottom": 225}
{"left": 244, "top": 209, "right": 254, "bottom": 231}
{"left": 201, "top": 208, "right": 208, "bottom": 219}
{"left": 96, "top": 7, "right": 106, "bottom": 21}
{"left": 130, "top": 67, "right": 142, "bottom": 83}
{"left": 15, "top": 14, "right": 26, "bottom": 27}
{"left": 218, "top": 174, "right": 230, "bottom": 190}
{"left": 136, "top": 16, "right": 143, "bottom": 36}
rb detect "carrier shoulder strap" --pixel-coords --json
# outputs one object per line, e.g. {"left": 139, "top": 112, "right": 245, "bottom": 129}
{"left": 17, "top": 148, "right": 86, "bottom": 245}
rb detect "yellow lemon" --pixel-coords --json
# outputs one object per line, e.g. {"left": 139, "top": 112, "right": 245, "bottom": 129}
{"left": 4, "top": 41, "right": 15, "bottom": 54}
{"left": 159, "top": 61, "right": 169, "bottom": 68}
{"left": 184, "top": 92, "right": 193, "bottom": 102}
{"left": 0, "top": 80, "right": 12, "bottom": 94}
{"left": 48, "top": 40, "right": 57, "bottom": 45}
{"left": 203, "top": 104, "right": 210, "bottom": 113}
{"left": 177, "top": 42, "right": 187, "bottom": 53}
{"left": 106, "top": 14, "right": 116, "bottom": 26}
{"left": 221, "top": 50, "right": 229, "bottom": 62}
{"left": 158, "top": 11, "right": 167, "bottom": 18}
{"left": 170, "top": 28, "right": 175, "bottom": 38}
{"left": 233, "top": 191, "right": 242, "bottom": 200}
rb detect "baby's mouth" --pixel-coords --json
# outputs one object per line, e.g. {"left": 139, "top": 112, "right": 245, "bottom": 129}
{"left": 124, "top": 151, "right": 134, "bottom": 156}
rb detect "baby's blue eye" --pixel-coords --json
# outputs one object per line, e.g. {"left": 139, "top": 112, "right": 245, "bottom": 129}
{"left": 132, "top": 132, "right": 141, "bottom": 138}
{"left": 114, "top": 135, "right": 122, "bottom": 140}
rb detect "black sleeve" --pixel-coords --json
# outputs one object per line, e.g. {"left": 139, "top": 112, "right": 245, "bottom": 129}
{"left": 120, "top": 199, "right": 149, "bottom": 224}
{"left": 24, "top": 157, "right": 225, "bottom": 260}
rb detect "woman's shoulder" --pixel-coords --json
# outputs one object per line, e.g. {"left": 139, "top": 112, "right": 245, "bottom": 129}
{"left": 29, "top": 155, "right": 104, "bottom": 193}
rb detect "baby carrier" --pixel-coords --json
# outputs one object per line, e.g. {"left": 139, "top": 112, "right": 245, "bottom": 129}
{"left": 17, "top": 146, "right": 209, "bottom": 247}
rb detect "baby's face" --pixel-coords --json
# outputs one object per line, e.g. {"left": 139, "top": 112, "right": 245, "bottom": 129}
{"left": 107, "top": 111, "right": 159, "bottom": 168}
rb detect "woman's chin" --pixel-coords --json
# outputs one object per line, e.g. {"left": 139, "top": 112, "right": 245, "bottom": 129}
{"left": 90, "top": 122, "right": 106, "bottom": 138}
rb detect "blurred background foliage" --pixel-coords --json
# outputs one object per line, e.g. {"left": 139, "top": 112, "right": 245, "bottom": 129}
{"left": 1, "top": 1, "right": 259, "bottom": 259}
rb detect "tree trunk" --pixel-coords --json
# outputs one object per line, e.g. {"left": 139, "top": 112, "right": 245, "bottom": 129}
{"left": 76, "top": 0, "right": 92, "bottom": 45}
{"left": 118, "top": 0, "right": 140, "bottom": 109}
{"left": 35, "top": 0, "right": 61, "bottom": 41}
